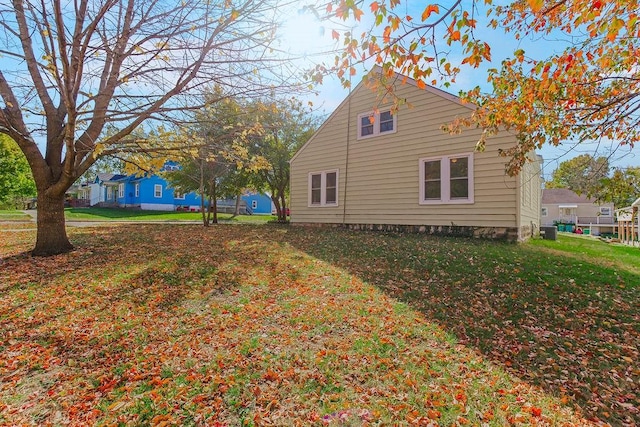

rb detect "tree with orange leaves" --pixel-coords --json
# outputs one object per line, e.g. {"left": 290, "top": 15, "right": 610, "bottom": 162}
{"left": 317, "top": 0, "right": 639, "bottom": 175}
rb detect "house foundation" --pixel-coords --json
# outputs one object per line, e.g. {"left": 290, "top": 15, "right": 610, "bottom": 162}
{"left": 292, "top": 222, "right": 523, "bottom": 242}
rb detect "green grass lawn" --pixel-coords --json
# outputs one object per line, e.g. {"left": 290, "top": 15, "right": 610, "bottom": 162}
{"left": 530, "top": 233, "right": 640, "bottom": 275}
{"left": 0, "top": 210, "right": 31, "bottom": 221}
{"left": 0, "top": 226, "right": 637, "bottom": 426}
{"left": 64, "top": 207, "right": 277, "bottom": 223}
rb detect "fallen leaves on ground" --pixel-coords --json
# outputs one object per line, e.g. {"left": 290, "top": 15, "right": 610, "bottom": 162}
{"left": 0, "top": 225, "right": 633, "bottom": 426}
{"left": 289, "top": 229, "right": 639, "bottom": 426}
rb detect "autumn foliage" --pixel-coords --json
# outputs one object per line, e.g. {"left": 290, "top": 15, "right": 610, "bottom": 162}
{"left": 1, "top": 224, "right": 637, "bottom": 425}
{"left": 320, "top": 0, "right": 639, "bottom": 175}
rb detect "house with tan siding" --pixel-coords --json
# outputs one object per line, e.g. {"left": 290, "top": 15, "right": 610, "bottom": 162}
{"left": 541, "top": 188, "right": 615, "bottom": 235}
{"left": 289, "top": 69, "right": 542, "bottom": 241}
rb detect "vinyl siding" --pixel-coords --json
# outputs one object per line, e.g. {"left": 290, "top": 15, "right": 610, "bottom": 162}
{"left": 542, "top": 203, "right": 615, "bottom": 225}
{"left": 517, "top": 154, "right": 543, "bottom": 238}
{"left": 291, "top": 75, "right": 531, "bottom": 229}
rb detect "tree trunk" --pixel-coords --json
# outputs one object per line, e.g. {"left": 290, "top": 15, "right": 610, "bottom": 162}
{"left": 212, "top": 181, "right": 218, "bottom": 224}
{"left": 200, "top": 193, "right": 209, "bottom": 227}
{"left": 32, "top": 192, "right": 74, "bottom": 256}
{"left": 233, "top": 192, "right": 241, "bottom": 217}
{"left": 200, "top": 159, "right": 209, "bottom": 227}
{"left": 279, "top": 192, "right": 287, "bottom": 221}
{"left": 207, "top": 196, "right": 213, "bottom": 225}
{"left": 271, "top": 194, "right": 282, "bottom": 221}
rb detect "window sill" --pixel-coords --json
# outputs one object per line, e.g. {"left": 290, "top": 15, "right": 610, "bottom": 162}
{"left": 419, "top": 199, "right": 474, "bottom": 205}
{"left": 308, "top": 204, "right": 339, "bottom": 208}
{"left": 356, "top": 129, "right": 397, "bottom": 141}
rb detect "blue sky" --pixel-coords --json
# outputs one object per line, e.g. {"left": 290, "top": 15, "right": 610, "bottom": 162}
{"left": 279, "top": 1, "right": 640, "bottom": 179}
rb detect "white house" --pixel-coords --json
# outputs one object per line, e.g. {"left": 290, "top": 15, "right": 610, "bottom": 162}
{"left": 541, "top": 188, "right": 615, "bottom": 235}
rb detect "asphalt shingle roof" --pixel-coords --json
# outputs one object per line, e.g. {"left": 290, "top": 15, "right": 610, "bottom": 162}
{"left": 541, "top": 188, "right": 595, "bottom": 204}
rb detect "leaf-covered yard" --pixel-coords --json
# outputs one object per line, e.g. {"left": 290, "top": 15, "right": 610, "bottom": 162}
{"left": 0, "top": 225, "right": 637, "bottom": 426}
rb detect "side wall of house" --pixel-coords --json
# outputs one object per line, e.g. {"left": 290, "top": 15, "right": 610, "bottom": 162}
{"left": 242, "top": 193, "right": 274, "bottom": 214}
{"left": 517, "top": 155, "right": 542, "bottom": 239}
{"left": 290, "top": 96, "right": 350, "bottom": 224}
{"left": 137, "top": 176, "right": 191, "bottom": 211}
{"left": 89, "top": 183, "right": 102, "bottom": 206}
{"left": 291, "top": 81, "right": 523, "bottom": 236}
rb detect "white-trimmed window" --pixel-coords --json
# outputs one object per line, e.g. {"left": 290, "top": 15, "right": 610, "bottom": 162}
{"left": 357, "top": 109, "right": 397, "bottom": 140}
{"left": 309, "top": 170, "right": 338, "bottom": 207}
{"left": 419, "top": 154, "right": 474, "bottom": 204}
{"left": 118, "top": 183, "right": 124, "bottom": 198}
{"left": 599, "top": 206, "right": 611, "bottom": 216}
{"left": 541, "top": 207, "right": 548, "bottom": 217}
{"left": 134, "top": 183, "right": 140, "bottom": 198}
{"left": 251, "top": 200, "right": 258, "bottom": 209}
{"left": 561, "top": 207, "right": 574, "bottom": 216}
{"left": 154, "top": 184, "right": 162, "bottom": 198}
{"left": 174, "top": 191, "right": 186, "bottom": 200}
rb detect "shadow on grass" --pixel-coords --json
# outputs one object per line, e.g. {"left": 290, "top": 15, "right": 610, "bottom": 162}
{"left": 284, "top": 227, "right": 639, "bottom": 426}
{"left": 0, "top": 225, "right": 265, "bottom": 384}
{"left": 2, "top": 224, "right": 637, "bottom": 425}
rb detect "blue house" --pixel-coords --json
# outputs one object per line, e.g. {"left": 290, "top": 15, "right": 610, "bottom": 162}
{"left": 242, "top": 192, "right": 274, "bottom": 215}
{"left": 82, "top": 169, "right": 272, "bottom": 213}
{"left": 121, "top": 174, "right": 204, "bottom": 211}
{"left": 83, "top": 172, "right": 202, "bottom": 211}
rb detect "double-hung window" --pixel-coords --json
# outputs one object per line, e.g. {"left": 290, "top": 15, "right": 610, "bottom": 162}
{"left": 118, "top": 183, "right": 124, "bottom": 198}
{"left": 154, "top": 184, "right": 162, "bottom": 198}
{"left": 309, "top": 170, "right": 338, "bottom": 207}
{"left": 419, "top": 154, "right": 474, "bottom": 204}
{"left": 174, "top": 191, "right": 185, "bottom": 200}
{"left": 134, "top": 183, "right": 140, "bottom": 198}
{"left": 599, "top": 206, "right": 611, "bottom": 216}
{"left": 357, "top": 109, "right": 397, "bottom": 140}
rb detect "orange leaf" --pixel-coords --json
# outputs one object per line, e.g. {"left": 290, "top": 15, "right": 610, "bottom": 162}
{"left": 527, "top": 0, "right": 544, "bottom": 12}
{"left": 383, "top": 26, "right": 391, "bottom": 43}
{"left": 263, "top": 369, "right": 279, "bottom": 382}
{"left": 450, "top": 30, "right": 461, "bottom": 41}
{"left": 332, "top": 29, "right": 340, "bottom": 41}
{"left": 370, "top": 1, "right": 378, "bottom": 12}
{"left": 416, "top": 79, "right": 426, "bottom": 90}
{"left": 421, "top": 4, "right": 439, "bottom": 21}
{"left": 482, "top": 42, "right": 491, "bottom": 61}
{"left": 427, "top": 409, "right": 441, "bottom": 419}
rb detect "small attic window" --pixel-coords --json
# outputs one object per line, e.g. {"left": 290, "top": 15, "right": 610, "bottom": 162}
{"left": 357, "top": 109, "right": 396, "bottom": 140}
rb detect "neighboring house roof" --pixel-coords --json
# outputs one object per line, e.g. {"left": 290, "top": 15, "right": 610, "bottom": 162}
{"left": 65, "top": 184, "right": 81, "bottom": 194}
{"left": 542, "top": 188, "right": 596, "bottom": 205}
{"left": 96, "top": 173, "right": 127, "bottom": 183}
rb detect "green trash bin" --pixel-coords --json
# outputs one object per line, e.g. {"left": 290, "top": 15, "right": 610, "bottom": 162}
{"left": 557, "top": 224, "right": 566, "bottom": 232}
